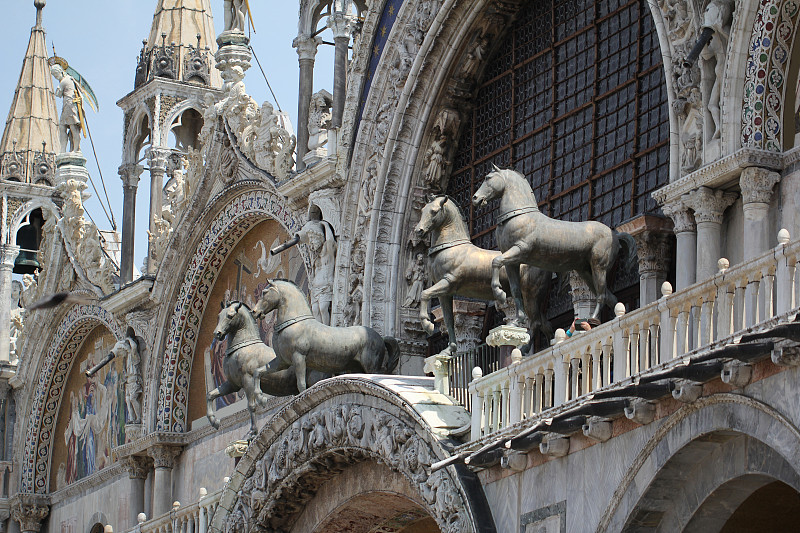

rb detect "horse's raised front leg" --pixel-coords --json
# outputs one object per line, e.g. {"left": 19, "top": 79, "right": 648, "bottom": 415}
{"left": 440, "top": 294, "right": 457, "bottom": 356}
{"left": 291, "top": 351, "right": 308, "bottom": 393}
{"left": 491, "top": 245, "right": 524, "bottom": 310}
{"left": 505, "top": 262, "right": 528, "bottom": 327}
{"left": 207, "top": 380, "right": 240, "bottom": 430}
{"left": 420, "top": 277, "right": 453, "bottom": 336}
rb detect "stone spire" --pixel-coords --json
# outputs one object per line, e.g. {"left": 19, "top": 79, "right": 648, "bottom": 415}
{"left": 0, "top": 0, "right": 58, "bottom": 184}
{"left": 135, "top": 0, "right": 222, "bottom": 88}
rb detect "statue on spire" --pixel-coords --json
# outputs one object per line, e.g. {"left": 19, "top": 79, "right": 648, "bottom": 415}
{"left": 50, "top": 63, "right": 83, "bottom": 153}
{"left": 223, "top": 0, "right": 255, "bottom": 33}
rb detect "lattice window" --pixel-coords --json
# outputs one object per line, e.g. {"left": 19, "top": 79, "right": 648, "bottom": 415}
{"left": 446, "top": 0, "right": 669, "bottom": 244}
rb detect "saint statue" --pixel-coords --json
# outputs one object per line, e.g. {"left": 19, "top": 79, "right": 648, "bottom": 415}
{"left": 297, "top": 206, "right": 337, "bottom": 325}
{"left": 50, "top": 64, "right": 84, "bottom": 153}
{"left": 224, "top": 0, "right": 250, "bottom": 32}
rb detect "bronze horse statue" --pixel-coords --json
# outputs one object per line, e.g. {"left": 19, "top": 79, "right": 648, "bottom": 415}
{"left": 253, "top": 279, "right": 400, "bottom": 392}
{"left": 209, "top": 301, "right": 324, "bottom": 439}
{"left": 414, "top": 195, "right": 554, "bottom": 355}
{"left": 472, "top": 167, "right": 636, "bottom": 324}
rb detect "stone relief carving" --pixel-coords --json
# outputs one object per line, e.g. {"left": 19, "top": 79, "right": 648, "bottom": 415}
{"left": 221, "top": 403, "right": 472, "bottom": 533}
{"left": 213, "top": 67, "right": 296, "bottom": 180}
{"left": 402, "top": 253, "right": 427, "bottom": 308}
{"left": 9, "top": 280, "right": 23, "bottom": 362}
{"left": 700, "top": 0, "right": 733, "bottom": 142}
{"left": 422, "top": 132, "right": 447, "bottom": 190}
{"left": 147, "top": 209, "right": 172, "bottom": 270}
{"left": 199, "top": 93, "right": 220, "bottom": 152}
{"left": 56, "top": 178, "right": 116, "bottom": 294}
{"left": 113, "top": 336, "right": 143, "bottom": 425}
{"left": 307, "top": 90, "right": 333, "bottom": 158}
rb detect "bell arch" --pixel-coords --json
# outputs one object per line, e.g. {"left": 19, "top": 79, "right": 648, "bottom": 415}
{"left": 19, "top": 305, "right": 124, "bottom": 494}
{"left": 150, "top": 182, "right": 308, "bottom": 433}
{"left": 599, "top": 393, "right": 800, "bottom": 532}
{"left": 209, "top": 376, "right": 495, "bottom": 533}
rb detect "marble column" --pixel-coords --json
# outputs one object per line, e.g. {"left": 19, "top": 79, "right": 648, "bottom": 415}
{"left": 0, "top": 381, "right": 9, "bottom": 463}
{"left": 683, "top": 187, "right": 737, "bottom": 281}
{"left": 125, "top": 456, "right": 149, "bottom": 528}
{"left": 11, "top": 503, "right": 48, "bottom": 533}
{"left": 568, "top": 271, "right": 595, "bottom": 318}
{"left": 293, "top": 34, "right": 322, "bottom": 172}
{"left": 740, "top": 167, "right": 780, "bottom": 260}
{"left": 149, "top": 445, "right": 181, "bottom": 518}
{"left": 0, "top": 246, "right": 20, "bottom": 365}
{"left": 328, "top": 13, "right": 353, "bottom": 129}
{"left": 118, "top": 164, "right": 144, "bottom": 284}
{"left": 146, "top": 149, "right": 169, "bottom": 274}
{"left": 633, "top": 231, "right": 672, "bottom": 306}
{"left": 661, "top": 200, "right": 696, "bottom": 290}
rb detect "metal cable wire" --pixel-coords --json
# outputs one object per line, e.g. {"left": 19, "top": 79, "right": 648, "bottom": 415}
{"left": 83, "top": 115, "right": 118, "bottom": 231}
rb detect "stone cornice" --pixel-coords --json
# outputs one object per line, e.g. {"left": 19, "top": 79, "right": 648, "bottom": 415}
{"left": 116, "top": 78, "right": 223, "bottom": 111}
{"left": 101, "top": 276, "right": 155, "bottom": 316}
{"left": 277, "top": 157, "right": 342, "bottom": 210}
{"left": 652, "top": 148, "right": 784, "bottom": 206}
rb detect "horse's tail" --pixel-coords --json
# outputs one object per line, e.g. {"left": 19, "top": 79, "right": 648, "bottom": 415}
{"left": 382, "top": 336, "right": 400, "bottom": 374}
{"left": 614, "top": 231, "right": 638, "bottom": 274}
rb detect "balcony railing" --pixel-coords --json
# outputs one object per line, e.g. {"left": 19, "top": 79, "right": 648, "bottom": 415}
{"left": 129, "top": 487, "right": 221, "bottom": 533}
{"left": 468, "top": 231, "right": 800, "bottom": 440}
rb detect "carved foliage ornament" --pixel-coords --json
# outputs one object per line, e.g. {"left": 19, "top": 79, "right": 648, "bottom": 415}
{"left": 220, "top": 404, "right": 474, "bottom": 533}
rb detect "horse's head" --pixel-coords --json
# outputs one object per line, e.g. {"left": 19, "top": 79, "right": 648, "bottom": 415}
{"left": 109, "top": 336, "right": 136, "bottom": 360}
{"left": 473, "top": 164, "right": 506, "bottom": 207}
{"left": 253, "top": 281, "right": 281, "bottom": 319}
{"left": 214, "top": 301, "right": 244, "bottom": 340}
{"left": 414, "top": 195, "right": 450, "bottom": 239}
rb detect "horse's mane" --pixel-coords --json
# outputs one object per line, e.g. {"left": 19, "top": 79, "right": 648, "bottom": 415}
{"left": 226, "top": 300, "right": 253, "bottom": 311}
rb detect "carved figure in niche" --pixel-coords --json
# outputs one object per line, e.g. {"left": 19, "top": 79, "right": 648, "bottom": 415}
{"left": 199, "top": 93, "right": 219, "bottom": 150}
{"left": 661, "top": 0, "right": 693, "bottom": 45}
{"left": 298, "top": 206, "right": 337, "bottom": 325}
{"left": 20, "top": 272, "right": 38, "bottom": 308}
{"left": 403, "top": 253, "right": 427, "bottom": 307}
{"left": 307, "top": 91, "right": 333, "bottom": 152}
{"left": 460, "top": 34, "right": 489, "bottom": 80}
{"left": 223, "top": 0, "right": 248, "bottom": 32}
{"left": 50, "top": 64, "right": 83, "bottom": 153}
{"left": 9, "top": 281, "right": 23, "bottom": 360}
{"left": 359, "top": 161, "right": 378, "bottom": 217}
{"left": 147, "top": 211, "right": 172, "bottom": 269}
{"left": 107, "top": 336, "right": 143, "bottom": 425}
{"left": 677, "top": 88, "right": 704, "bottom": 172}
{"left": 220, "top": 137, "right": 239, "bottom": 182}
{"left": 700, "top": 0, "right": 733, "bottom": 140}
{"left": 422, "top": 131, "right": 448, "bottom": 190}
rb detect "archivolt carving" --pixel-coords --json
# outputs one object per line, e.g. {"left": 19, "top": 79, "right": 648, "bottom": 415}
{"left": 211, "top": 379, "right": 492, "bottom": 533}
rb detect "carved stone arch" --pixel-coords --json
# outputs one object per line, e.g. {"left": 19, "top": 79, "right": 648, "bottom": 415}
{"left": 124, "top": 104, "right": 154, "bottom": 163}
{"left": 599, "top": 393, "right": 800, "bottom": 532}
{"left": 210, "top": 376, "right": 495, "bottom": 533}
{"left": 18, "top": 305, "right": 124, "bottom": 494}
{"left": 6, "top": 198, "right": 58, "bottom": 245}
{"left": 161, "top": 99, "right": 208, "bottom": 150}
{"left": 148, "top": 182, "right": 308, "bottom": 433}
{"left": 742, "top": 0, "right": 800, "bottom": 151}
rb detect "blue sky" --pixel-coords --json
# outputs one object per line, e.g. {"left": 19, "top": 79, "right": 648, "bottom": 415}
{"left": 0, "top": 1, "right": 334, "bottom": 271}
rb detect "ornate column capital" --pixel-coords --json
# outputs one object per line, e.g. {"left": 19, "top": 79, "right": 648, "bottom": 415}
{"left": 632, "top": 230, "right": 672, "bottom": 276}
{"left": 148, "top": 444, "right": 182, "bottom": 469}
{"left": 12, "top": 501, "right": 49, "bottom": 532}
{"left": 293, "top": 34, "right": 323, "bottom": 61}
{"left": 661, "top": 200, "right": 695, "bottom": 234}
{"left": 145, "top": 148, "right": 171, "bottom": 172}
{"left": 683, "top": 187, "right": 737, "bottom": 225}
{"left": 739, "top": 167, "right": 780, "bottom": 205}
{"left": 327, "top": 13, "right": 355, "bottom": 40}
{"left": 453, "top": 301, "right": 487, "bottom": 353}
{"left": 124, "top": 455, "right": 151, "bottom": 480}
{"left": 0, "top": 245, "right": 20, "bottom": 271}
{"left": 118, "top": 163, "right": 145, "bottom": 189}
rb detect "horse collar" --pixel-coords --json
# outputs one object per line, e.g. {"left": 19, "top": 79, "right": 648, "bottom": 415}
{"left": 226, "top": 338, "right": 264, "bottom": 356}
{"left": 428, "top": 239, "right": 471, "bottom": 256}
{"left": 497, "top": 206, "right": 539, "bottom": 225}
{"left": 274, "top": 314, "right": 315, "bottom": 334}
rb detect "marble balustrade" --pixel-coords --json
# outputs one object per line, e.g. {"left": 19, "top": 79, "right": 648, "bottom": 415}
{"left": 469, "top": 231, "right": 800, "bottom": 440}
{"left": 127, "top": 487, "right": 220, "bottom": 533}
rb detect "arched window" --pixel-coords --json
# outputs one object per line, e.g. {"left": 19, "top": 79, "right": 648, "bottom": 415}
{"left": 446, "top": 0, "right": 669, "bottom": 252}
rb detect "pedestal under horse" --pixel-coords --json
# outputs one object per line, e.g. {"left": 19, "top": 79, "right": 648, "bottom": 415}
{"left": 472, "top": 167, "right": 636, "bottom": 324}
{"left": 252, "top": 279, "right": 400, "bottom": 392}
{"left": 414, "top": 195, "right": 554, "bottom": 354}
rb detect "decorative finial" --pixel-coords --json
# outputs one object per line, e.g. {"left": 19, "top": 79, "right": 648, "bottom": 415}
{"left": 34, "top": 0, "right": 45, "bottom": 27}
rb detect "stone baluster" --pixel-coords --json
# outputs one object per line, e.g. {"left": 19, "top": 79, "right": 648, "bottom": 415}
{"left": 661, "top": 200, "right": 696, "bottom": 290}
{"left": 601, "top": 341, "right": 613, "bottom": 385}
{"left": 776, "top": 229, "right": 794, "bottom": 314}
{"left": 0, "top": 245, "right": 19, "bottom": 365}
{"left": 554, "top": 359, "right": 568, "bottom": 406}
{"left": 508, "top": 350, "right": 523, "bottom": 424}
{"left": 118, "top": 163, "right": 144, "bottom": 284}
{"left": 11, "top": 501, "right": 48, "bottom": 533}
{"left": 145, "top": 148, "right": 169, "bottom": 274}
{"left": 149, "top": 445, "right": 181, "bottom": 518}
{"left": 544, "top": 368, "right": 554, "bottom": 408}
{"left": 683, "top": 187, "right": 737, "bottom": 282}
{"left": 470, "top": 367, "right": 483, "bottom": 440}
{"left": 533, "top": 372, "right": 544, "bottom": 413}
{"left": 659, "top": 282, "right": 675, "bottom": 360}
{"left": 739, "top": 167, "right": 780, "bottom": 260}
{"left": 125, "top": 456, "right": 150, "bottom": 529}
{"left": 611, "top": 303, "right": 628, "bottom": 382}
{"left": 293, "top": 34, "right": 322, "bottom": 171}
